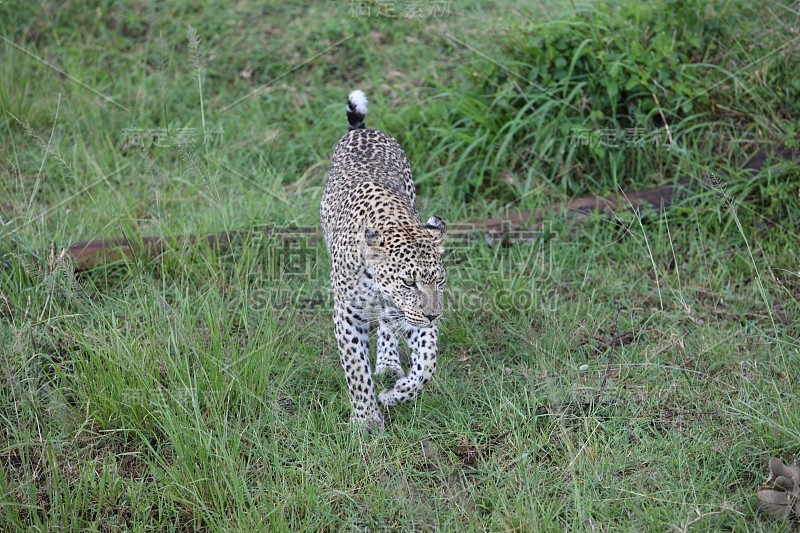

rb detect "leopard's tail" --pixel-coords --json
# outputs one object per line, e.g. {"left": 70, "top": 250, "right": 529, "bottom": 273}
{"left": 347, "top": 90, "right": 367, "bottom": 130}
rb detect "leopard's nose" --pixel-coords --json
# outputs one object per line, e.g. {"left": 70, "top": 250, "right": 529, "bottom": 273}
{"left": 424, "top": 313, "right": 441, "bottom": 322}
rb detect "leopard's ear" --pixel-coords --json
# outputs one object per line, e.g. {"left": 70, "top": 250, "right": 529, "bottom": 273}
{"left": 424, "top": 216, "right": 446, "bottom": 248}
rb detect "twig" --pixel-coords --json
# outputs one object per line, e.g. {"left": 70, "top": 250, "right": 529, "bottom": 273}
{"left": 698, "top": 305, "right": 774, "bottom": 321}
{"left": 579, "top": 327, "right": 657, "bottom": 349}
{"left": 680, "top": 504, "right": 744, "bottom": 532}
{"left": 652, "top": 93, "right": 674, "bottom": 145}
{"left": 595, "top": 300, "right": 622, "bottom": 403}
{"left": 534, "top": 400, "right": 619, "bottom": 416}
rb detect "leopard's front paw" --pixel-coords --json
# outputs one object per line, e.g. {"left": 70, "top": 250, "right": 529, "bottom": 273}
{"left": 375, "top": 362, "right": 405, "bottom": 380}
{"left": 349, "top": 408, "right": 385, "bottom": 433}
{"left": 378, "top": 387, "right": 401, "bottom": 408}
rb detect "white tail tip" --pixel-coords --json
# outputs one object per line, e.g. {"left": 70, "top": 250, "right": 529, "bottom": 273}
{"left": 348, "top": 90, "right": 368, "bottom": 115}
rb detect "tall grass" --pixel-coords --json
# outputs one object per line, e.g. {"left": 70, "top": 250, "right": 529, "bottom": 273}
{"left": 1, "top": 0, "right": 798, "bottom": 529}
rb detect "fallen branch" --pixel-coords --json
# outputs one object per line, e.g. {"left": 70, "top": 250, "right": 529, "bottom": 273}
{"left": 66, "top": 183, "right": 682, "bottom": 271}
{"left": 60, "top": 142, "right": 800, "bottom": 271}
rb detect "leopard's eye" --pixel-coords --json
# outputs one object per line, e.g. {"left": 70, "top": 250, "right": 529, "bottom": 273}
{"left": 402, "top": 278, "right": 416, "bottom": 288}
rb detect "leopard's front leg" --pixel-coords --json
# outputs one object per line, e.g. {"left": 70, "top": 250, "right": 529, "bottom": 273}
{"left": 375, "top": 316, "right": 405, "bottom": 379}
{"left": 333, "top": 301, "right": 383, "bottom": 430}
{"left": 378, "top": 324, "right": 438, "bottom": 408}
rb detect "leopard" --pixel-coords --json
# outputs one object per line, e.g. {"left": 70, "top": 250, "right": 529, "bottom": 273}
{"left": 320, "top": 90, "right": 447, "bottom": 430}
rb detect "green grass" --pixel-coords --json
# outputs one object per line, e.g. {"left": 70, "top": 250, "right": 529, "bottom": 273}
{"left": 1, "top": 0, "right": 799, "bottom": 530}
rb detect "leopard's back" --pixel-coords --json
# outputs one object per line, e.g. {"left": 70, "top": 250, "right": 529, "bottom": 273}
{"left": 321, "top": 128, "right": 416, "bottom": 240}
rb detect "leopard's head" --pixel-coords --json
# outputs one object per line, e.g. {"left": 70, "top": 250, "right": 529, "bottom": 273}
{"left": 363, "top": 216, "right": 447, "bottom": 328}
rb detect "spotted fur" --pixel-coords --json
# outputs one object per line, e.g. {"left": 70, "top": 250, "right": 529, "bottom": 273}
{"left": 320, "top": 91, "right": 447, "bottom": 430}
